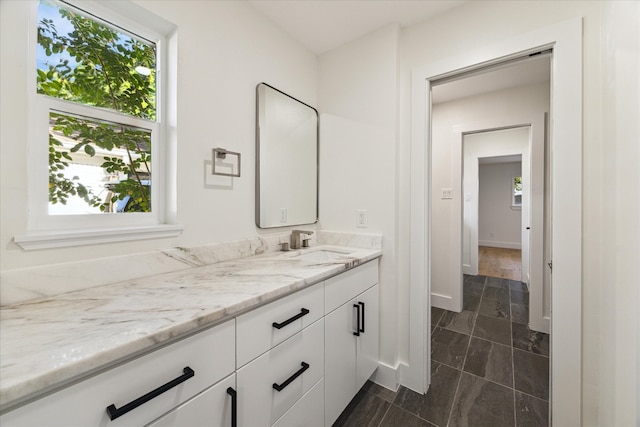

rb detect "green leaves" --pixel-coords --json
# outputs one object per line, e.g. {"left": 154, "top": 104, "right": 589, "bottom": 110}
{"left": 38, "top": 6, "right": 156, "bottom": 119}
{"left": 48, "top": 111, "right": 152, "bottom": 212}
{"left": 39, "top": 1, "right": 154, "bottom": 213}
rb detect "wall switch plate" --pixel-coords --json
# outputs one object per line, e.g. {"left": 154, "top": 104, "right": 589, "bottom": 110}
{"left": 280, "top": 208, "right": 287, "bottom": 223}
{"left": 356, "top": 209, "right": 368, "bottom": 228}
{"left": 441, "top": 188, "right": 453, "bottom": 199}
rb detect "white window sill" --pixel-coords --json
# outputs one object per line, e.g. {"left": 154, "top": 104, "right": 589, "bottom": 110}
{"left": 510, "top": 205, "right": 522, "bottom": 210}
{"left": 14, "top": 225, "right": 183, "bottom": 251}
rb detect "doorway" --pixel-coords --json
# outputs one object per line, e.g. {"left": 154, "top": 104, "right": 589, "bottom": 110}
{"left": 406, "top": 18, "right": 583, "bottom": 425}
{"left": 462, "top": 128, "right": 530, "bottom": 283}
{"left": 475, "top": 154, "right": 526, "bottom": 284}
{"left": 474, "top": 153, "right": 525, "bottom": 281}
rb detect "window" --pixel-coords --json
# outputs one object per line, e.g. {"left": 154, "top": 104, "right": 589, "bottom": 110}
{"left": 16, "top": 0, "right": 180, "bottom": 249}
{"left": 512, "top": 176, "right": 522, "bottom": 207}
{"left": 38, "top": 0, "right": 156, "bottom": 215}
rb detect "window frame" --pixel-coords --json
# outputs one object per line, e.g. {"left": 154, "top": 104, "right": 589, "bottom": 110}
{"left": 511, "top": 175, "right": 523, "bottom": 209}
{"left": 16, "top": 0, "right": 180, "bottom": 250}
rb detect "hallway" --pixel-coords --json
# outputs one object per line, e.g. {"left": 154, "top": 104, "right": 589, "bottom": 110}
{"left": 333, "top": 274, "right": 550, "bottom": 427}
{"left": 478, "top": 246, "right": 522, "bottom": 281}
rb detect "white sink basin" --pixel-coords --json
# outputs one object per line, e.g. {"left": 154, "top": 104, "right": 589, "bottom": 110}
{"left": 293, "top": 249, "right": 352, "bottom": 262}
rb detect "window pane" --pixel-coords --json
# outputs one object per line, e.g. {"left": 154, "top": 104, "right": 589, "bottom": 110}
{"left": 513, "top": 176, "right": 522, "bottom": 206}
{"left": 48, "top": 111, "right": 152, "bottom": 215}
{"left": 37, "top": 0, "right": 156, "bottom": 120}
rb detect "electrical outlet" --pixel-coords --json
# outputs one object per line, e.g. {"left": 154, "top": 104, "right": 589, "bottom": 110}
{"left": 356, "top": 209, "right": 368, "bottom": 228}
{"left": 441, "top": 188, "right": 453, "bottom": 199}
{"left": 280, "top": 208, "right": 287, "bottom": 223}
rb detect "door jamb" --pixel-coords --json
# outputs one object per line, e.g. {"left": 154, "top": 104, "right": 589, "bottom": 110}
{"left": 405, "top": 18, "right": 582, "bottom": 425}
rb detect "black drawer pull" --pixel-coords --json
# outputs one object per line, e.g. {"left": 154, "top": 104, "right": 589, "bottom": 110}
{"left": 106, "top": 366, "right": 195, "bottom": 421}
{"left": 353, "top": 304, "right": 361, "bottom": 336}
{"left": 226, "top": 387, "right": 237, "bottom": 427}
{"left": 272, "top": 362, "right": 310, "bottom": 392}
{"left": 359, "top": 301, "right": 365, "bottom": 333}
{"left": 272, "top": 308, "right": 310, "bottom": 329}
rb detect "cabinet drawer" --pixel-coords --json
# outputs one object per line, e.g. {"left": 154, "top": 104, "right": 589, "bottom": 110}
{"left": 272, "top": 378, "right": 324, "bottom": 427}
{"left": 324, "top": 260, "right": 378, "bottom": 314}
{"left": 145, "top": 374, "right": 236, "bottom": 427}
{"left": 0, "top": 319, "right": 235, "bottom": 427}
{"left": 236, "top": 284, "right": 323, "bottom": 367}
{"left": 237, "top": 319, "right": 324, "bottom": 427}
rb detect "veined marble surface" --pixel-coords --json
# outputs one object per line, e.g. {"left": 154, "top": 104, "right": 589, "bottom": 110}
{"left": 0, "top": 235, "right": 381, "bottom": 411}
{"left": 1, "top": 230, "right": 382, "bottom": 306}
{"left": 0, "top": 233, "right": 297, "bottom": 305}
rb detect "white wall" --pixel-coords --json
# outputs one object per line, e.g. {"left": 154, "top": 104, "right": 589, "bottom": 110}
{"left": 598, "top": 1, "right": 640, "bottom": 423}
{"left": 0, "top": 1, "right": 317, "bottom": 272}
{"left": 317, "top": 25, "right": 401, "bottom": 383}
{"left": 478, "top": 161, "right": 522, "bottom": 249}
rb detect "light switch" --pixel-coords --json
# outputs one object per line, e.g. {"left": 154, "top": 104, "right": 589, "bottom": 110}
{"left": 356, "top": 209, "right": 368, "bottom": 228}
{"left": 280, "top": 208, "right": 287, "bottom": 223}
{"left": 441, "top": 188, "right": 453, "bottom": 199}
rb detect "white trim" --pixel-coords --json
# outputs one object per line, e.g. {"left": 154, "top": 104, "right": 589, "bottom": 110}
{"left": 22, "top": 0, "right": 178, "bottom": 243}
{"left": 408, "top": 18, "right": 582, "bottom": 425}
{"left": 14, "top": 224, "right": 183, "bottom": 250}
{"left": 431, "top": 293, "right": 456, "bottom": 312}
{"left": 370, "top": 361, "right": 402, "bottom": 392}
{"left": 404, "top": 71, "right": 431, "bottom": 394}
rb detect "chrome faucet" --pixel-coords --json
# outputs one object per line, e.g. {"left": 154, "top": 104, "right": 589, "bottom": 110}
{"left": 291, "top": 230, "right": 313, "bottom": 249}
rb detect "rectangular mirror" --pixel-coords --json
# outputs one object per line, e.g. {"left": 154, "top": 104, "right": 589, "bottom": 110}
{"left": 256, "top": 83, "right": 318, "bottom": 228}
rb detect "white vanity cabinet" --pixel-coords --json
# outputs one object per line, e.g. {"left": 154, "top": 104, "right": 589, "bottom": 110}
{"left": 145, "top": 373, "right": 236, "bottom": 427}
{"left": 272, "top": 378, "right": 325, "bottom": 427}
{"left": 235, "top": 284, "right": 324, "bottom": 368}
{"left": 0, "top": 319, "right": 236, "bottom": 427}
{"left": 236, "top": 319, "right": 324, "bottom": 427}
{"left": 235, "top": 281, "right": 325, "bottom": 427}
{"left": 323, "top": 261, "right": 379, "bottom": 427}
{"left": 1, "top": 257, "right": 381, "bottom": 427}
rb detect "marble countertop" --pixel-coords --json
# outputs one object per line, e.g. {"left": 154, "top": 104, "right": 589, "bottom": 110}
{"left": 0, "top": 244, "right": 381, "bottom": 411}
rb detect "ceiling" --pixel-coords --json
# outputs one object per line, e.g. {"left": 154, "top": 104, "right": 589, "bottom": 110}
{"left": 247, "top": 0, "right": 550, "bottom": 104}
{"left": 247, "top": 0, "right": 468, "bottom": 55}
{"left": 432, "top": 54, "right": 551, "bottom": 104}
{"left": 479, "top": 154, "right": 522, "bottom": 165}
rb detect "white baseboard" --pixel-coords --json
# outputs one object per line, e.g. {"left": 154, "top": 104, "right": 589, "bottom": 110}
{"left": 479, "top": 240, "right": 521, "bottom": 250}
{"left": 529, "top": 315, "right": 551, "bottom": 334}
{"left": 462, "top": 263, "right": 477, "bottom": 275}
{"left": 431, "top": 293, "right": 458, "bottom": 312}
{"left": 370, "top": 361, "right": 402, "bottom": 392}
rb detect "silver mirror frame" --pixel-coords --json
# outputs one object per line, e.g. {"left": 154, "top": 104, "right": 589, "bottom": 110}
{"left": 255, "top": 83, "right": 319, "bottom": 229}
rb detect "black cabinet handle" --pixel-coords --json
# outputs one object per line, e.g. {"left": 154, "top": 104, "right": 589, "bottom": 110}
{"left": 272, "top": 308, "right": 310, "bottom": 329}
{"left": 359, "top": 301, "right": 365, "bottom": 333}
{"left": 272, "top": 362, "right": 310, "bottom": 392}
{"left": 106, "top": 366, "right": 194, "bottom": 421}
{"left": 353, "top": 304, "right": 361, "bottom": 336}
{"left": 226, "top": 387, "right": 237, "bottom": 427}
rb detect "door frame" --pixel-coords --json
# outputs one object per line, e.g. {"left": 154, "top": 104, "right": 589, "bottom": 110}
{"left": 460, "top": 125, "right": 529, "bottom": 281}
{"left": 459, "top": 119, "right": 548, "bottom": 334}
{"left": 405, "top": 18, "right": 582, "bottom": 425}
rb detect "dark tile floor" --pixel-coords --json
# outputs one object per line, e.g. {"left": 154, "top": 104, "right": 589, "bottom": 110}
{"left": 333, "top": 275, "right": 550, "bottom": 427}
